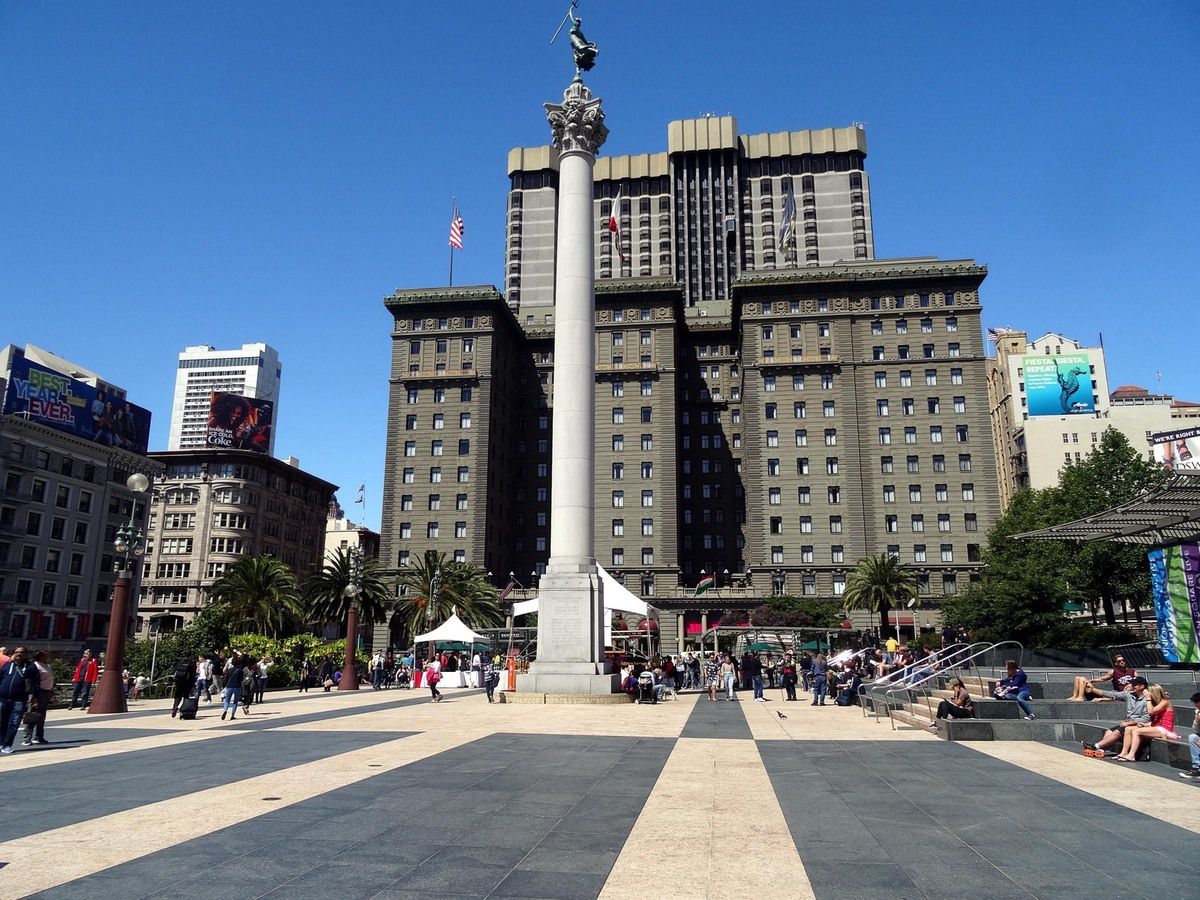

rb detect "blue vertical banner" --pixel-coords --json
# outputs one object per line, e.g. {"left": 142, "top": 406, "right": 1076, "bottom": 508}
{"left": 1148, "top": 549, "right": 1174, "bottom": 663}
{"left": 1149, "top": 543, "right": 1200, "bottom": 664}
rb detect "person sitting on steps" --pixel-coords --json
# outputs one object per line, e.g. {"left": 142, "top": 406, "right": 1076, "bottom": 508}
{"left": 1081, "top": 677, "right": 1151, "bottom": 757}
{"left": 1114, "top": 684, "right": 1181, "bottom": 762}
{"left": 929, "top": 678, "right": 974, "bottom": 729}
{"left": 996, "top": 659, "right": 1036, "bottom": 720}
{"left": 1067, "top": 655, "right": 1137, "bottom": 701}
{"left": 1179, "top": 692, "right": 1200, "bottom": 780}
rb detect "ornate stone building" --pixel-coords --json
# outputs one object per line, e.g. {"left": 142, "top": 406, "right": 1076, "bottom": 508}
{"left": 137, "top": 450, "right": 336, "bottom": 632}
{"left": 380, "top": 258, "right": 1002, "bottom": 649}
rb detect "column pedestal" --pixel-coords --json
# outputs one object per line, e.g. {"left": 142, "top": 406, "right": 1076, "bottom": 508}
{"left": 518, "top": 567, "right": 617, "bottom": 695}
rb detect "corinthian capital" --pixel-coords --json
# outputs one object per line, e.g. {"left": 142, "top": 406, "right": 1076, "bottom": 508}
{"left": 545, "top": 78, "right": 608, "bottom": 157}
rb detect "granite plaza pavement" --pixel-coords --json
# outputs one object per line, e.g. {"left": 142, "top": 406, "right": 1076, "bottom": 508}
{"left": 0, "top": 684, "right": 1196, "bottom": 900}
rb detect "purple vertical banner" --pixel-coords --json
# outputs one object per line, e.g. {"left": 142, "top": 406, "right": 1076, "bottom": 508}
{"left": 1147, "top": 549, "right": 1175, "bottom": 663}
{"left": 1180, "top": 542, "right": 1200, "bottom": 664}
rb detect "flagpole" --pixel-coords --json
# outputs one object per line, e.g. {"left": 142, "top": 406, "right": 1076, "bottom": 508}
{"left": 448, "top": 197, "right": 456, "bottom": 287}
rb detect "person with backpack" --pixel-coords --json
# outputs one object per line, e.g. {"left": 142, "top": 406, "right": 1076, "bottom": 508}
{"left": 240, "top": 655, "right": 258, "bottom": 715}
{"left": 170, "top": 654, "right": 196, "bottom": 718}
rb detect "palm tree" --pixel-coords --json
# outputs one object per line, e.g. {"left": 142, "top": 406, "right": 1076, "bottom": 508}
{"left": 303, "top": 546, "right": 392, "bottom": 631}
{"left": 394, "top": 549, "right": 503, "bottom": 637}
{"left": 207, "top": 555, "right": 302, "bottom": 637}
{"left": 843, "top": 553, "right": 917, "bottom": 637}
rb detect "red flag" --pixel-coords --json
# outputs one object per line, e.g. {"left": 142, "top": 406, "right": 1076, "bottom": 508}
{"left": 607, "top": 189, "right": 624, "bottom": 262}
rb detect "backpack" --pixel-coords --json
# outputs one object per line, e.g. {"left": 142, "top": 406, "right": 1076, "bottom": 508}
{"left": 173, "top": 660, "right": 193, "bottom": 685}
{"left": 242, "top": 668, "right": 256, "bottom": 694}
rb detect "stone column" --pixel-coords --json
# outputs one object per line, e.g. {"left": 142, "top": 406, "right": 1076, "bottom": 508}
{"left": 518, "top": 77, "right": 617, "bottom": 694}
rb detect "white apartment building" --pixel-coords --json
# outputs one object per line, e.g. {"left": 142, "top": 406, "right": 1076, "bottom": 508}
{"left": 167, "top": 343, "right": 281, "bottom": 453}
{"left": 988, "top": 330, "right": 1187, "bottom": 507}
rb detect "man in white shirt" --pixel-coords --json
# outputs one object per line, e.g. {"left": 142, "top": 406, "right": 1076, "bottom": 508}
{"left": 370, "top": 651, "right": 385, "bottom": 690}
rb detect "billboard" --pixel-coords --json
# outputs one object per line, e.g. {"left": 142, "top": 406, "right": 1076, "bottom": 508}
{"left": 206, "top": 392, "right": 272, "bottom": 454}
{"left": 2, "top": 353, "right": 151, "bottom": 453}
{"left": 1022, "top": 353, "right": 1095, "bottom": 416}
{"left": 1148, "top": 543, "right": 1200, "bottom": 664}
{"left": 1149, "top": 425, "right": 1200, "bottom": 471}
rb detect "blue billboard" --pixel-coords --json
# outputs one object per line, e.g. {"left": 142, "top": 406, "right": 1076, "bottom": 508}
{"left": 3, "top": 353, "right": 152, "bottom": 453}
{"left": 1022, "top": 353, "right": 1096, "bottom": 417}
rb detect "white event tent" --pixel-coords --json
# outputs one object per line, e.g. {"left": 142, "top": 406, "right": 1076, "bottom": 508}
{"left": 509, "top": 564, "right": 657, "bottom": 646}
{"left": 412, "top": 611, "right": 491, "bottom": 646}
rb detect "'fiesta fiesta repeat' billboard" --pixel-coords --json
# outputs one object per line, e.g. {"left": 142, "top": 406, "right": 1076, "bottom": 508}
{"left": 1022, "top": 353, "right": 1095, "bottom": 416}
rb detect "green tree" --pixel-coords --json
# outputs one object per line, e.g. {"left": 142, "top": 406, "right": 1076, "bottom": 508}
{"left": 1056, "top": 429, "right": 1164, "bottom": 624}
{"left": 843, "top": 554, "right": 917, "bottom": 635}
{"left": 394, "top": 549, "right": 503, "bottom": 636}
{"left": 207, "top": 556, "right": 302, "bottom": 637}
{"left": 303, "top": 546, "right": 392, "bottom": 632}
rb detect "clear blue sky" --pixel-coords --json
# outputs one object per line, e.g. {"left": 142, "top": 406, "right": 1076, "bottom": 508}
{"left": 2, "top": 2, "right": 1197, "bottom": 531}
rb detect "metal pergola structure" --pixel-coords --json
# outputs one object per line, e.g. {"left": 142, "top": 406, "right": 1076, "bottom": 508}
{"left": 697, "top": 624, "right": 852, "bottom": 659}
{"left": 1014, "top": 470, "right": 1200, "bottom": 547}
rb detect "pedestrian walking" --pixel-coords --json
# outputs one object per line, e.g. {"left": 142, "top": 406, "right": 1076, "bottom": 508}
{"left": 254, "top": 657, "right": 270, "bottom": 704}
{"left": 0, "top": 647, "right": 36, "bottom": 753}
{"left": 425, "top": 659, "right": 442, "bottom": 703}
{"left": 482, "top": 655, "right": 496, "bottom": 702}
{"left": 22, "top": 650, "right": 54, "bottom": 746}
{"left": 68, "top": 648, "right": 98, "bottom": 709}
{"left": 169, "top": 654, "right": 196, "bottom": 717}
{"left": 298, "top": 657, "right": 311, "bottom": 693}
{"left": 194, "top": 655, "right": 214, "bottom": 703}
{"left": 221, "top": 655, "right": 246, "bottom": 721}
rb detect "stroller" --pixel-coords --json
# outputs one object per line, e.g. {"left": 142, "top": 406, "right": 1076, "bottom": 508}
{"left": 635, "top": 671, "right": 658, "bottom": 705}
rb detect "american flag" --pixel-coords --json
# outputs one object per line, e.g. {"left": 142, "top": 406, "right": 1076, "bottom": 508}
{"left": 449, "top": 207, "right": 464, "bottom": 250}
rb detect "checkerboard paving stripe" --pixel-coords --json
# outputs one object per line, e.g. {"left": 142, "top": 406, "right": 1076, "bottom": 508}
{"left": 600, "top": 738, "right": 815, "bottom": 900}
{"left": 0, "top": 727, "right": 488, "bottom": 898}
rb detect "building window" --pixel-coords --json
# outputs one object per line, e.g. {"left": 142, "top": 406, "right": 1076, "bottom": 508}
{"left": 962, "top": 483, "right": 975, "bottom": 501}
{"left": 612, "top": 490, "right": 624, "bottom": 507}
{"left": 612, "top": 408, "right": 624, "bottom": 424}
{"left": 795, "top": 429, "right": 807, "bottom": 447}
{"left": 832, "top": 545, "right": 844, "bottom": 564}
{"left": 935, "top": 484, "right": 948, "bottom": 502}
{"left": 829, "top": 516, "right": 843, "bottom": 533}
{"left": 768, "top": 488, "right": 781, "bottom": 505}
{"left": 641, "top": 490, "right": 653, "bottom": 507}
{"left": 956, "top": 425, "right": 969, "bottom": 443}
{"left": 914, "top": 544, "right": 927, "bottom": 563}
{"left": 880, "top": 456, "right": 893, "bottom": 474}
{"left": 912, "top": 515, "right": 924, "bottom": 533}
{"left": 938, "top": 514, "right": 951, "bottom": 532}
{"left": 883, "top": 485, "right": 896, "bottom": 503}
{"left": 879, "top": 428, "right": 891, "bottom": 445}
{"left": 909, "top": 485, "right": 922, "bottom": 502}
{"left": 612, "top": 519, "right": 624, "bottom": 536}
{"left": 930, "top": 426, "right": 943, "bottom": 443}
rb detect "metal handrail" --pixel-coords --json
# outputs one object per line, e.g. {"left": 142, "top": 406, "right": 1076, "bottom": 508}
{"left": 866, "top": 640, "right": 1025, "bottom": 729}
{"left": 862, "top": 642, "right": 979, "bottom": 722}
{"left": 858, "top": 643, "right": 980, "bottom": 719}
{"left": 857, "top": 642, "right": 978, "bottom": 718}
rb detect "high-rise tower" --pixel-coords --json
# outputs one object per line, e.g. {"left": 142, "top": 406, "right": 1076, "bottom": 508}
{"left": 505, "top": 117, "right": 873, "bottom": 310}
{"left": 167, "top": 343, "right": 281, "bottom": 453}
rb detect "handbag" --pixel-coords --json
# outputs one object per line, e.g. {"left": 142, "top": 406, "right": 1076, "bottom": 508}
{"left": 23, "top": 706, "right": 45, "bottom": 726}
{"left": 322, "top": 678, "right": 334, "bottom": 689}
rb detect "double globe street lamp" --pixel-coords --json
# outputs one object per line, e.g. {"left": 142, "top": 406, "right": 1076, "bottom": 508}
{"left": 338, "top": 545, "right": 365, "bottom": 691}
{"left": 89, "top": 472, "right": 151, "bottom": 715}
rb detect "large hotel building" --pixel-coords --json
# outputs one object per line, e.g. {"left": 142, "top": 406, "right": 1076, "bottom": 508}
{"left": 380, "top": 116, "right": 1001, "bottom": 649}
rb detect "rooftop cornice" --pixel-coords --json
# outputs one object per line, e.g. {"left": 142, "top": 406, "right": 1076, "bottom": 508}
{"left": 732, "top": 259, "right": 987, "bottom": 293}
{"left": 384, "top": 285, "right": 504, "bottom": 307}
{"left": 595, "top": 276, "right": 681, "bottom": 297}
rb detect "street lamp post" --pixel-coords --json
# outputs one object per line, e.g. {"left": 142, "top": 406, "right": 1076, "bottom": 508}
{"left": 339, "top": 546, "right": 364, "bottom": 691}
{"left": 89, "top": 473, "right": 150, "bottom": 715}
{"left": 426, "top": 572, "right": 441, "bottom": 664}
